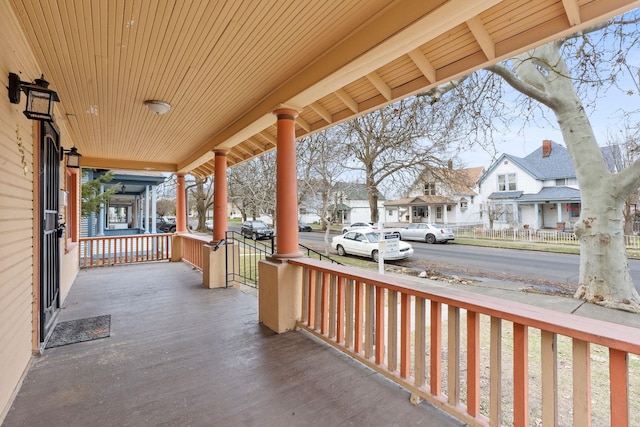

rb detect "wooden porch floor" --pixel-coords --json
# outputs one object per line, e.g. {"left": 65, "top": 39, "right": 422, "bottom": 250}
{"left": 3, "top": 262, "right": 464, "bottom": 427}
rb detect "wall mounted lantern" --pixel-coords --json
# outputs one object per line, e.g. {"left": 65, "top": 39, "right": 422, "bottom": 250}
{"left": 63, "top": 146, "right": 82, "bottom": 169}
{"left": 8, "top": 73, "right": 60, "bottom": 121}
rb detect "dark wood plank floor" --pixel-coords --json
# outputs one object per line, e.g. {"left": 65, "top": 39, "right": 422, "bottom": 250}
{"left": 2, "top": 262, "right": 465, "bottom": 427}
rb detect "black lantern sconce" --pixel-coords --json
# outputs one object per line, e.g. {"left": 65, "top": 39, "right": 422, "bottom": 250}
{"left": 8, "top": 72, "right": 60, "bottom": 121}
{"left": 63, "top": 146, "right": 82, "bottom": 169}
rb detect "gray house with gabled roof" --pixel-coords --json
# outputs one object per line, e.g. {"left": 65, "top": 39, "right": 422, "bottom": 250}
{"left": 478, "top": 140, "right": 583, "bottom": 230}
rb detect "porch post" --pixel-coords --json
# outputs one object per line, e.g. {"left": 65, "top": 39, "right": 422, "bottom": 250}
{"left": 176, "top": 174, "right": 187, "bottom": 232}
{"left": 534, "top": 203, "right": 539, "bottom": 229}
{"left": 144, "top": 185, "right": 150, "bottom": 234}
{"left": 213, "top": 151, "right": 228, "bottom": 242}
{"left": 258, "top": 107, "right": 303, "bottom": 333}
{"left": 151, "top": 185, "right": 157, "bottom": 233}
{"left": 97, "top": 184, "right": 105, "bottom": 236}
{"left": 443, "top": 204, "right": 448, "bottom": 224}
{"left": 273, "top": 108, "right": 302, "bottom": 258}
{"left": 556, "top": 202, "right": 562, "bottom": 223}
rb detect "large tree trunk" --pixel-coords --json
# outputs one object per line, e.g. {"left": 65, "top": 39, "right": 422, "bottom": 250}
{"left": 555, "top": 98, "right": 640, "bottom": 312}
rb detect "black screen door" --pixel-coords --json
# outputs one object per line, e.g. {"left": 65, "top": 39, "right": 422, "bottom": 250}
{"left": 40, "top": 121, "right": 61, "bottom": 342}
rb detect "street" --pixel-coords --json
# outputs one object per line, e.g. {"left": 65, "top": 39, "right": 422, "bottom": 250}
{"left": 297, "top": 230, "right": 640, "bottom": 293}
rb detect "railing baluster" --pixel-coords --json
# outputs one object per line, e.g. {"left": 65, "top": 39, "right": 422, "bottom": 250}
{"left": 490, "top": 317, "right": 503, "bottom": 426}
{"left": 354, "top": 281, "right": 363, "bottom": 354}
{"left": 320, "top": 271, "right": 329, "bottom": 335}
{"left": 388, "top": 290, "right": 398, "bottom": 373}
{"left": 466, "top": 310, "right": 480, "bottom": 418}
{"left": 541, "top": 330, "right": 558, "bottom": 426}
{"left": 609, "top": 348, "right": 629, "bottom": 427}
{"left": 573, "top": 338, "right": 591, "bottom": 427}
{"left": 447, "top": 306, "right": 460, "bottom": 407}
{"left": 301, "top": 267, "right": 309, "bottom": 325}
{"left": 315, "top": 271, "right": 323, "bottom": 331}
{"left": 365, "top": 284, "right": 374, "bottom": 359}
{"left": 308, "top": 269, "right": 316, "bottom": 328}
{"left": 430, "top": 301, "right": 442, "bottom": 396}
{"left": 400, "top": 293, "right": 411, "bottom": 379}
{"left": 336, "top": 276, "right": 345, "bottom": 344}
{"left": 375, "top": 286, "right": 385, "bottom": 366}
{"left": 513, "top": 323, "right": 529, "bottom": 427}
{"left": 329, "top": 275, "right": 337, "bottom": 339}
{"left": 414, "top": 297, "right": 426, "bottom": 388}
{"left": 345, "top": 279, "right": 354, "bottom": 350}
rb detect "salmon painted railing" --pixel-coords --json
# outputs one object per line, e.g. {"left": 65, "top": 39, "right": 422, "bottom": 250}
{"left": 289, "top": 257, "right": 640, "bottom": 427}
{"left": 79, "top": 234, "right": 172, "bottom": 267}
{"left": 180, "top": 234, "right": 210, "bottom": 270}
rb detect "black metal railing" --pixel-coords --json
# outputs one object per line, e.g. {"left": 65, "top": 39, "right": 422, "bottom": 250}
{"left": 224, "top": 231, "right": 343, "bottom": 288}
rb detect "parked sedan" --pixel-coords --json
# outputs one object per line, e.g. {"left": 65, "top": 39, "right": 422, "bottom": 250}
{"left": 205, "top": 219, "right": 213, "bottom": 231}
{"left": 298, "top": 221, "right": 312, "bottom": 232}
{"left": 341, "top": 222, "right": 377, "bottom": 234}
{"left": 241, "top": 220, "right": 274, "bottom": 240}
{"left": 399, "top": 223, "right": 455, "bottom": 244}
{"left": 332, "top": 230, "right": 413, "bottom": 262}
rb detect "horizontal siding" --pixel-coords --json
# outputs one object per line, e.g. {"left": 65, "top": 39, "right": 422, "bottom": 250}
{"left": 0, "top": 0, "right": 39, "bottom": 418}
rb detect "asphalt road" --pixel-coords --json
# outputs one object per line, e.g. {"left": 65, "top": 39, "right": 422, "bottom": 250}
{"left": 297, "top": 230, "right": 640, "bottom": 293}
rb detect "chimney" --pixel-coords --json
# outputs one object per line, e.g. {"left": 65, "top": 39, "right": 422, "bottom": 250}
{"left": 542, "top": 140, "right": 552, "bottom": 157}
{"left": 448, "top": 159, "right": 453, "bottom": 169}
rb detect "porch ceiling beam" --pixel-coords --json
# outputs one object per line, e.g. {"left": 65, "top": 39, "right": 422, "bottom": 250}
{"left": 466, "top": 17, "right": 495, "bottom": 61}
{"left": 335, "top": 89, "right": 359, "bottom": 113}
{"left": 408, "top": 49, "right": 437, "bottom": 83}
{"left": 310, "top": 102, "right": 333, "bottom": 124}
{"left": 296, "top": 116, "right": 311, "bottom": 132}
{"left": 366, "top": 72, "right": 392, "bottom": 101}
{"left": 81, "top": 157, "right": 177, "bottom": 173}
{"left": 260, "top": 131, "right": 277, "bottom": 146}
{"left": 562, "top": 0, "right": 582, "bottom": 25}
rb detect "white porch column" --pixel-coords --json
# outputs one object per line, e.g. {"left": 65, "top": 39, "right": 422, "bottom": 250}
{"left": 513, "top": 202, "right": 519, "bottom": 224}
{"left": 97, "top": 184, "right": 105, "bottom": 236}
{"left": 427, "top": 206, "right": 432, "bottom": 223}
{"left": 151, "top": 185, "right": 157, "bottom": 234}
{"left": 556, "top": 202, "right": 562, "bottom": 223}
{"left": 534, "top": 203, "right": 539, "bottom": 229}
{"left": 442, "top": 204, "right": 448, "bottom": 224}
{"left": 144, "top": 185, "right": 150, "bottom": 234}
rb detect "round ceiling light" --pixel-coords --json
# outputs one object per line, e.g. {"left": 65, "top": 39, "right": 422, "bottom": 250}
{"left": 144, "top": 100, "right": 171, "bottom": 115}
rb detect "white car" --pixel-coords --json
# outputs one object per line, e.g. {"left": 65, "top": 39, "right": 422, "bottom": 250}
{"left": 399, "top": 223, "right": 455, "bottom": 244}
{"left": 341, "top": 222, "right": 377, "bottom": 234}
{"left": 205, "top": 219, "right": 213, "bottom": 231}
{"left": 332, "top": 230, "right": 413, "bottom": 262}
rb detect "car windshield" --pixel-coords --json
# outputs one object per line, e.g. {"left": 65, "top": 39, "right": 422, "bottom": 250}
{"left": 253, "top": 222, "right": 267, "bottom": 229}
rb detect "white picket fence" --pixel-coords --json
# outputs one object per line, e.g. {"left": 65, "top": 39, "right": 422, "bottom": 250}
{"left": 453, "top": 227, "right": 640, "bottom": 250}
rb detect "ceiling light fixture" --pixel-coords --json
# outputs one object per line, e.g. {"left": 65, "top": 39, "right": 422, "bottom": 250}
{"left": 144, "top": 100, "right": 171, "bottom": 115}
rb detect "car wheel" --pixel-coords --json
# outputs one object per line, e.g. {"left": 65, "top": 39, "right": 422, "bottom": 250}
{"left": 342, "top": 228, "right": 348, "bottom": 234}
{"left": 425, "top": 234, "right": 436, "bottom": 244}
{"left": 252, "top": 232, "right": 258, "bottom": 240}
{"left": 336, "top": 245, "right": 346, "bottom": 256}
{"left": 372, "top": 250, "right": 379, "bottom": 262}
{"left": 170, "top": 226, "right": 176, "bottom": 233}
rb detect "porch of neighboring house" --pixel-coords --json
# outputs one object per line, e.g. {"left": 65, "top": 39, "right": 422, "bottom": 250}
{"left": 1, "top": 261, "right": 463, "bottom": 427}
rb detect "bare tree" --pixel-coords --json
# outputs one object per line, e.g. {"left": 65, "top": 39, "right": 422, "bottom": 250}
{"left": 339, "top": 98, "right": 451, "bottom": 223}
{"left": 228, "top": 153, "right": 276, "bottom": 223}
{"left": 297, "top": 130, "right": 349, "bottom": 252}
{"left": 186, "top": 177, "right": 213, "bottom": 232}
{"left": 421, "top": 13, "right": 640, "bottom": 311}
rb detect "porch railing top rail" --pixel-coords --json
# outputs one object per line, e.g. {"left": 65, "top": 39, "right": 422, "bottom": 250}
{"left": 288, "top": 257, "right": 640, "bottom": 354}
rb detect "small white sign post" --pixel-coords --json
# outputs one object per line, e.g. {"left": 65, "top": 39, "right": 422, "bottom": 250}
{"left": 378, "top": 223, "right": 400, "bottom": 274}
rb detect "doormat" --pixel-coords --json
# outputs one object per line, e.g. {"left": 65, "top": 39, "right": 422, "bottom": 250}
{"left": 45, "top": 315, "right": 111, "bottom": 348}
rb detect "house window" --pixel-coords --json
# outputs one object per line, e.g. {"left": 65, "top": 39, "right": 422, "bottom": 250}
{"left": 65, "top": 168, "right": 79, "bottom": 249}
{"left": 387, "top": 209, "right": 393, "bottom": 216}
{"left": 569, "top": 203, "right": 581, "bottom": 218}
{"left": 556, "top": 178, "right": 567, "bottom": 186}
{"left": 470, "top": 196, "right": 474, "bottom": 204}
{"left": 424, "top": 182, "right": 436, "bottom": 196}
{"left": 460, "top": 201, "right": 468, "bottom": 211}
{"left": 436, "top": 206, "right": 443, "bottom": 219}
{"left": 498, "top": 174, "right": 516, "bottom": 191}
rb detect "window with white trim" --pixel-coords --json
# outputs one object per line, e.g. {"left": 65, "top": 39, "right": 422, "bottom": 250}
{"left": 498, "top": 173, "right": 516, "bottom": 191}
{"left": 424, "top": 182, "right": 436, "bottom": 196}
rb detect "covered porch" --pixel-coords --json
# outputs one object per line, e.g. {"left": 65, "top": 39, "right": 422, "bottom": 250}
{"left": 2, "top": 262, "right": 462, "bottom": 427}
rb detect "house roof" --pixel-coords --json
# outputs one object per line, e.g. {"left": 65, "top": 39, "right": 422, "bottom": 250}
{"left": 384, "top": 195, "right": 456, "bottom": 206}
{"left": 517, "top": 186, "right": 581, "bottom": 202}
{"left": 487, "top": 191, "right": 524, "bottom": 200}
{"left": 335, "top": 183, "right": 386, "bottom": 201}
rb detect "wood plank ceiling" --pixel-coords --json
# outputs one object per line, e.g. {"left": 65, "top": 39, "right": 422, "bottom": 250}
{"left": 9, "top": 0, "right": 640, "bottom": 178}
